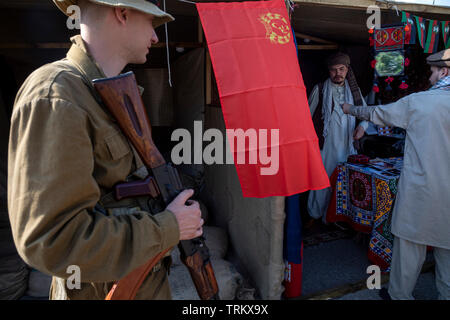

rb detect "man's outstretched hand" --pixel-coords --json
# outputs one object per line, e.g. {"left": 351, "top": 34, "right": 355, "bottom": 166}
{"left": 343, "top": 104, "right": 364, "bottom": 140}
{"left": 166, "top": 189, "right": 204, "bottom": 240}
{"left": 353, "top": 125, "right": 365, "bottom": 140}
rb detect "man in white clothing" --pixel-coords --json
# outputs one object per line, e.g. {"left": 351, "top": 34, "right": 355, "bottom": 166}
{"left": 307, "top": 52, "right": 369, "bottom": 223}
{"left": 343, "top": 48, "right": 450, "bottom": 300}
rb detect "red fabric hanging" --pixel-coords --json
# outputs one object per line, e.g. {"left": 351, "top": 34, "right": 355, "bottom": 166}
{"left": 197, "top": 0, "right": 329, "bottom": 197}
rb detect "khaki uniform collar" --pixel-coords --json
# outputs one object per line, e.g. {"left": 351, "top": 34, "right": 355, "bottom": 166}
{"left": 66, "top": 35, "right": 146, "bottom": 171}
{"left": 67, "top": 35, "right": 107, "bottom": 83}
{"left": 66, "top": 35, "right": 145, "bottom": 94}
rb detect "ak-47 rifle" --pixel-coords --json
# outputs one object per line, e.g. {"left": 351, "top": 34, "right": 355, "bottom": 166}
{"left": 92, "top": 71, "right": 219, "bottom": 300}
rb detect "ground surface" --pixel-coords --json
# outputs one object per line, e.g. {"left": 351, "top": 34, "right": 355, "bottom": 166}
{"left": 300, "top": 222, "right": 438, "bottom": 300}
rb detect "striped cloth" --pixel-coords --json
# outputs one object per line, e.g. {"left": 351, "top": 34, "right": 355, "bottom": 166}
{"left": 430, "top": 75, "right": 450, "bottom": 91}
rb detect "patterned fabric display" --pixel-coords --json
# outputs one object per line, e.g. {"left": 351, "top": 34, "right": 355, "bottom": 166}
{"left": 349, "top": 169, "right": 373, "bottom": 212}
{"left": 328, "top": 157, "right": 403, "bottom": 272}
{"left": 378, "top": 126, "right": 394, "bottom": 136}
{"left": 368, "top": 178, "right": 397, "bottom": 272}
{"left": 374, "top": 26, "right": 405, "bottom": 51}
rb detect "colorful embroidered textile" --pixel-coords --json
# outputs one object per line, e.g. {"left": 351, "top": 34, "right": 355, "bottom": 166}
{"left": 347, "top": 154, "right": 370, "bottom": 165}
{"left": 327, "top": 157, "right": 403, "bottom": 272}
{"left": 378, "top": 126, "right": 395, "bottom": 136}
{"left": 374, "top": 26, "right": 405, "bottom": 52}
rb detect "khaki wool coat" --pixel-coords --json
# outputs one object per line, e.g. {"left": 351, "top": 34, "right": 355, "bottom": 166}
{"left": 8, "top": 35, "right": 180, "bottom": 300}
{"left": 349, "top": 89, "right": 450, "bottom": 250}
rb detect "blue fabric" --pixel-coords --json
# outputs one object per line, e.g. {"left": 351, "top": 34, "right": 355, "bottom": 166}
{"left": 283, "top": 31, "right": 303, "bottom": 265}
{"left": 293, "top": 29, "right": 300, "bottom": 59}
{"left": 284, "top": 194, "right": 303, "bottom": 264}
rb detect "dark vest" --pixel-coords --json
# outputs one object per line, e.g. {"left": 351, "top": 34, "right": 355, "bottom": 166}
{"left": 312, "top": 82, "right": 334, "bottom": 150}
{"left": 311, "top": 81, "right": 363, "bottom": 150}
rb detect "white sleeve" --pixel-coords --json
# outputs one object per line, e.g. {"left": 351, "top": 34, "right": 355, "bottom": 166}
{"left": 349, "top": 95, "right": 411, "bottom": 129}
{"left": 357, "top": 89, "right": 369, "bottom": 130}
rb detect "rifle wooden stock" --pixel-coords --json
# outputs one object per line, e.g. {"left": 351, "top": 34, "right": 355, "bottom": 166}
{"left": 184, "top": 252, "right": 219, "bottom": 300}
{"left": 93, "top": 72, "right": 165, "bottom": 169}
{"left": 93, "top": 72, "right": 219, "bottom": 300}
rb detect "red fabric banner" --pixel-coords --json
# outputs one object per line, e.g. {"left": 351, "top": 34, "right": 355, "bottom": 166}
{"left": 424, "top": 20, "right": 440, "bottom": 54}
{"left": 401, "top": 12, "right": 416, "bottom": 45}
{"left": 442, "top": 21, "right": 450, "bottom": 49}
{"left": 197, "top": 0, "right": 329, "bottom": 197}
{"left": 415, "top": 16, "right": 427, "bottom": 48}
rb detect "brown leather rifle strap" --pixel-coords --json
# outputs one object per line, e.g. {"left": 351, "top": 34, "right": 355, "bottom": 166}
{"left": 105, "top": 247, "right": 172, "bottom": 300}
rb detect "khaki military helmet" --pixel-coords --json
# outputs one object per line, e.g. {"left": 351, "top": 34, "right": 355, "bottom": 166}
{"left": 53, "top": 0, "right": 174, "bottom": 28}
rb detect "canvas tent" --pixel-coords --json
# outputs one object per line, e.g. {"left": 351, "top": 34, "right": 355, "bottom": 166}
{"left": 0, "top": 0, "right": 449, "bottom": 300}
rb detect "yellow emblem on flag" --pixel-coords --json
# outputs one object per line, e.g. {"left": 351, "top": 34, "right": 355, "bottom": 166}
{"left": 259, "top": 12, "right": 291, "bottom": 45}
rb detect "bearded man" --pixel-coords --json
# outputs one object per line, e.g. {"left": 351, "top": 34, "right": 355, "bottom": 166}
{"left": 307, "top": 52, "right": 368, "bottom": 223}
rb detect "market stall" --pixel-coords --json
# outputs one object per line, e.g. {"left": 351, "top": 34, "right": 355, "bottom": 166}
{"left": 326, "top": 157, "right": 402, "bottom": 272}
{"left": 0, "top": 0, "right": 449, "bottom": 301}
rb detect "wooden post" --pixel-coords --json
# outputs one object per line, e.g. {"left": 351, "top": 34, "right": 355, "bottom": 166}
{"left": 199, "top": 16, "right": 212, "bottom": 106}
{"left": 198, "top": 17, "right": 204, "bottom": 44}
{"left": 205, "top": 50, "right": 212, "bottom": 106}
{"left": 298, "top": 44, "right": 339, "bottom": 50}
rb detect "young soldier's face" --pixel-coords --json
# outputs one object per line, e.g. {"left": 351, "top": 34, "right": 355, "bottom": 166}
{"left": 429, "top": 66, "right": 449, "bottom": 86}
{"left": 125, "top": 10, "right": 159, "bottom": 64}
{"left": 329, "top": 64, "right": 348, "bottom": 85}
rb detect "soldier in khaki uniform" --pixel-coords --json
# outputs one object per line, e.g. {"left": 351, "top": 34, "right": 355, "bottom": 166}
{"left": 8, "top": 0, "right": 204, "bottom": 300}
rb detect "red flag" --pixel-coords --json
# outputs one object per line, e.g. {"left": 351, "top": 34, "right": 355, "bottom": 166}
{"left": 442, "top": 21, "right": 450, "bottom": 49}
{"left": 424, "top": 20, "right": 440, "bottom": 54}
{"left": 197, "top": 0, "right": 329, "bottom": 198}
{"left": 415, "top": 16, "right": 427, "bottom": 48}
{"left": 401, "top": 12, "right": 416, "bottom": 45}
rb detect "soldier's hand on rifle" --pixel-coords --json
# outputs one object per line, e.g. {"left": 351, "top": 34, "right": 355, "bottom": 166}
{"left": 166, "top": 189, "right": 204, "bottom": 240}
